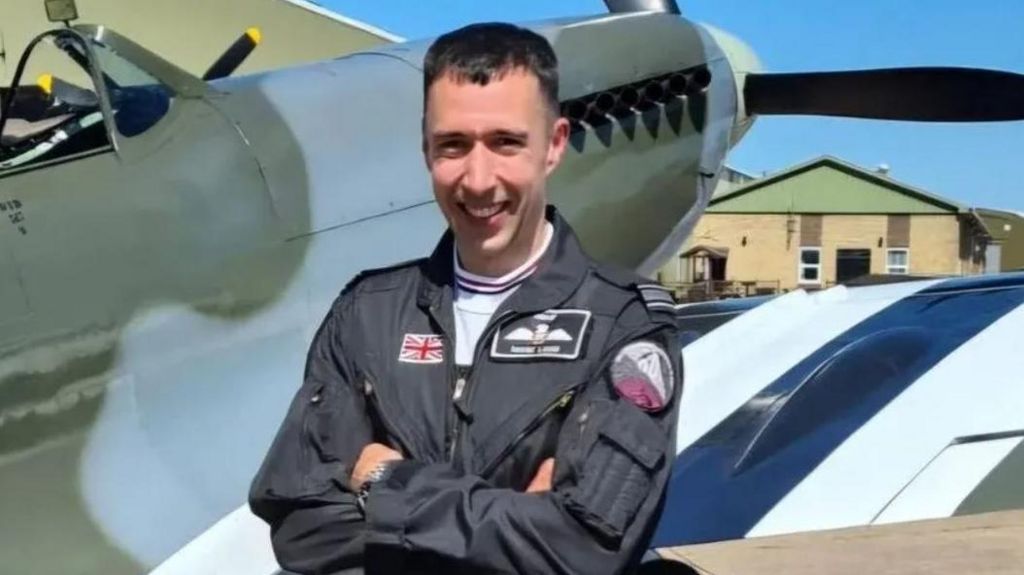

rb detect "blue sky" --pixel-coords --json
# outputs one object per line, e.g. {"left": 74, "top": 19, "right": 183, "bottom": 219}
{"left": 323, "top": 1, "right": 1024, "bottom": 211}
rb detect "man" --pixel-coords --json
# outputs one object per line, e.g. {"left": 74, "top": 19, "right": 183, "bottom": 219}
{"left": 250, "top": 22, "right": 681, "bottom": 575}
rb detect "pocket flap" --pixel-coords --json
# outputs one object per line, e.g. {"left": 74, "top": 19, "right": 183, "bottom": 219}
{"left": 598, "top": 400, "right": 666, "bottom": 470}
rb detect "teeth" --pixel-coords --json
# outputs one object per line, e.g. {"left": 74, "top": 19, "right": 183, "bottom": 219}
{"left": 465, "top": 204, "right": 502, "bottom": 218}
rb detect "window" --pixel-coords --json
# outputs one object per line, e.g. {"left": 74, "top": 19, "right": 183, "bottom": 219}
{"left": 798, "top": 247, "right": 822, "bottom": 285}
{"left": 887, "top": 249, "right": 910, "bottom": 275}
{"left": 836, "top": 249, "right": 871, "bottom": 284}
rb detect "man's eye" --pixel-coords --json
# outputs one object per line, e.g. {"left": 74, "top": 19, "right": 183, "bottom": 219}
{"left": 494, "top": 137, "right": 525, "bottom": 151}
{"left": 437, "top": 141, "right": 469, "bottom": 157}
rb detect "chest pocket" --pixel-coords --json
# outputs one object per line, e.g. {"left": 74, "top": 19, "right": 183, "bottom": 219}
{"left": 563, "top": 399, "right": 667, "bottom": 542}
{"left": 476, "top": 388, "right": 578, "bottom": 489}
{"left": 360, "top": 373, "right": 437, "bottom": 461}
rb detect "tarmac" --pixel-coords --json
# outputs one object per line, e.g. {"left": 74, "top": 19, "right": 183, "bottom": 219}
{"left": 656, "top": 510, "right": 1024, "bottom": 574}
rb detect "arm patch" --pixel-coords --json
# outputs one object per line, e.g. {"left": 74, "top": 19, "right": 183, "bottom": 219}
{"left": 610, "top": 341, "right": 674, "bottom": 412}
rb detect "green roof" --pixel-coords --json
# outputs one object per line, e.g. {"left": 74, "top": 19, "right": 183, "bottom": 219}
{"left": 709, "top": 156, "right": 967, "bottom": 215}
{"left": 976, "top": 208, "right": 1024, "bottom": 242}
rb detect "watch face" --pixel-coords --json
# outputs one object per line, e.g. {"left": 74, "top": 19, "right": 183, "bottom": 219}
{"left": 369, "top": 461, "right": 393, "bottom": 483}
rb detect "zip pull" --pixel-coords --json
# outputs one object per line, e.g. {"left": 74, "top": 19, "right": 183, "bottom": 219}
{"left": 363, "top": 379, "right": 373, "bottom": 396}
{"left": 557, "top": 390, "right": 575, "bottom": 410}
{"left": 578, "top": 404, "right": 591, "bottom": 442}
{"left": 453, "top": 377, "right": 474, "bottom": 423}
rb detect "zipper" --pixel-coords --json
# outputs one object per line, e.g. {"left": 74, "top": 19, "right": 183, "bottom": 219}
{"left": 424, "top": 298, "right": 460, "bottom": 464}
{"left": 480, "top": 388, "right": 577, "bottom": 478}
{"left": 447, "top": 372, "right": 467, "bottom": 460}
{"left": 577, "top": 403, "right": 591, "bottom": 443}
{"left": 446, "top": 309, "right": 515, "bottom": 463}
{"left": 363, "top": 378, "right": 414, "bottom": 456}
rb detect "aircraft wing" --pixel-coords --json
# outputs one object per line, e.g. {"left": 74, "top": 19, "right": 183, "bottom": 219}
{"left": 656, "top": 273, "right": 1024, "bottom": 551}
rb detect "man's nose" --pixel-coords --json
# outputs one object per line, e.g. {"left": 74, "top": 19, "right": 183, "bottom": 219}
{"left": 461, "top": 144, "right": 497, "bottom": 195}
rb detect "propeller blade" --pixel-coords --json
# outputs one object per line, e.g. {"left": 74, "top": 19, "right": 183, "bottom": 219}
{"left": 604, "top": 0, "right": 680, "bottom": 14}
{"left": 203, "top": 27, "right": 262, "bottom": 81}
{"left": 744, "top": 67, "right": 1024, "bottom": 122}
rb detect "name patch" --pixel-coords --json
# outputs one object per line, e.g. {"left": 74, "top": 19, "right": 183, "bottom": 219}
{"left": 490, "top": 309, "right": 591, "bottom": 360}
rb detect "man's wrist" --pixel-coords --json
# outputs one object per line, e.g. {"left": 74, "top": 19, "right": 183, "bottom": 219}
{"left": 355, "top": 460, "right": 398, "bottom": 513}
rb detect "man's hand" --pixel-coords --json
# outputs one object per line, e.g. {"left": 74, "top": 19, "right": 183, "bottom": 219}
{"left": 350, "top": 443, "right": 403, "bottom": 492}
{"left": 526, "top": 458, "right": 555, "bottom": 493}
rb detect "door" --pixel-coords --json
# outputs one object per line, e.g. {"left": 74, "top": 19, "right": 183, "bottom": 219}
{"left": 710, "top": 256, "right": 727, "bottom": 282}
{"left": 836, "top": 249, "right": 871, "bottom": 284}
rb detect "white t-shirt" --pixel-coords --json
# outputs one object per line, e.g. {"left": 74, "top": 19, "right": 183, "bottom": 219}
{"left": 453, "top": 223, "right": 553, "bottom": 366}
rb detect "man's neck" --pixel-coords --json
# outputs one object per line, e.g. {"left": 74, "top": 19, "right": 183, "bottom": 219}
{"left": 457, "top": 221, "right": 552, "bottom": 278}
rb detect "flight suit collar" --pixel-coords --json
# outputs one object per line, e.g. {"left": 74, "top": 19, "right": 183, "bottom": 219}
{"left": 416, "top": 206, "right": 590, "bottom": 315}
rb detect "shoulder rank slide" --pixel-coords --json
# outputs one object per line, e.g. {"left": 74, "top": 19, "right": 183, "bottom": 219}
{"left": 636, "top": 283, "right": 676, "bottom": 313}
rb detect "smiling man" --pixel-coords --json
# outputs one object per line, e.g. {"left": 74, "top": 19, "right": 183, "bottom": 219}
{"left": 250, "top": 23, "right": 682, "bottom": 574}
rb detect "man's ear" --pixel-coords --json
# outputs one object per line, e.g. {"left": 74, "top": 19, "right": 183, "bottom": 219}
{"left": 421, "top": 115, "right": 431, "bottom": 170}
{"left": 545, "top": 116, "right": 570, "bottom": 176}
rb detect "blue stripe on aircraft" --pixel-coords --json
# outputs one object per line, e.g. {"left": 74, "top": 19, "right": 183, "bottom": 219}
{"left": 652, "top": 274, "right": 1024, "bottom": 547}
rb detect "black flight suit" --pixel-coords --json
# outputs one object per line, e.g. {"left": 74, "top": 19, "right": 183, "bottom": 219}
{"left": 250, "top": 207, "right": 682, "bottom": 574}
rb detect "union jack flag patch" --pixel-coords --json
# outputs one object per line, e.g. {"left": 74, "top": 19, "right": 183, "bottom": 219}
{"left": 399, "top": 333, "right": 444, "bottom": 364}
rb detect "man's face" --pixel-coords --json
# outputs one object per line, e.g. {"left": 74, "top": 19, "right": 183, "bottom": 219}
{"left": 424, "top": 69, "right": 569, "bottom": 272}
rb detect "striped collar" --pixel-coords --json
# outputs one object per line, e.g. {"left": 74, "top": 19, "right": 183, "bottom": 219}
{"left": 417, "top": 206, "right": 592, "bottom": 318}
{"left": 453, "top": 222, "right": 553, "bottom": 295}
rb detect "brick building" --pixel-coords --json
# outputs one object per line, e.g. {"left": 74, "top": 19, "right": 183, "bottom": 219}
{"left": 659, "top": 156, "right": 991, "bottom": 298}
{"left": 977, "top": 208, "right": 1024, "bottom": 272}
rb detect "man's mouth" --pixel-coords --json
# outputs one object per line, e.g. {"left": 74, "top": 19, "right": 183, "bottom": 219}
{"left": 460, "top": 202, "right": 507, "bottom": 220}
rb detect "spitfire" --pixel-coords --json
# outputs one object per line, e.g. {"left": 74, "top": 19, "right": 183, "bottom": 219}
{"left": 0, "top": 1, "right": 1022, "bottom": 574}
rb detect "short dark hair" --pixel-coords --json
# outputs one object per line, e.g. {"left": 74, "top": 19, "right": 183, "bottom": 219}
{"left": 423, "top": 22, "right": 560, "bottom": 116}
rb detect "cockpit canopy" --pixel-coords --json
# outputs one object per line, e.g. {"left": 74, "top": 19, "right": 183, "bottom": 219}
{"left": 0, "top": 26, "right": 197, "bottom": 173}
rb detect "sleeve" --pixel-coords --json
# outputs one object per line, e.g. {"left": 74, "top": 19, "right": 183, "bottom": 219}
{"left": 248, "top": 295, "right": 376, "bottom": 574}
{"left": 361, "top": 324, "right": 682, "bottom": 575}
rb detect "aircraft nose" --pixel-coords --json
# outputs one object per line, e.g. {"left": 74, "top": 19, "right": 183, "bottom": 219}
{"left": 701, "top": 24, "right": 763, "bottom": 143}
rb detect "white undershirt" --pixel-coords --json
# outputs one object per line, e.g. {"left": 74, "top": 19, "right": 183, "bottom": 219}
{"left": 453, "top": 223, "right": 553, "bottom": 366}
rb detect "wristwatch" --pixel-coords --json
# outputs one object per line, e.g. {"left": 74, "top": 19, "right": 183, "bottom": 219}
{"left": 355, "top": 460, "right": 397, "bottom": 514}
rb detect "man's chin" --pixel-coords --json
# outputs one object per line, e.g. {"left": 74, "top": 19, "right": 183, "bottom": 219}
{"left": 455, "top": 233, "right": 513, "bottom": 264}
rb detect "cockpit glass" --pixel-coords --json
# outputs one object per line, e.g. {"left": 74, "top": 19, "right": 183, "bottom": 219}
{"left": 0, "top": 34, "right": 107, "bottom": 172}
{"left": 0, "top": 30, "right": 172, "bottom": 173}
{"left": 90, "top": 41, "right": 172, "bottom": 137}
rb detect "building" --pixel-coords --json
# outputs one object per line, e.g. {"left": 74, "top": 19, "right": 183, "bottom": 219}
{"left": 976, "top": 208, "right": 1024, "bottom": 272}
{"left": 1, "top": 0, "right": 397, "bottom": 88}
{"left": 659, "top": 156, "right": 991, "bottom": 299}
{"left": 714, "top": 164, "right": 758, "bottom": 197}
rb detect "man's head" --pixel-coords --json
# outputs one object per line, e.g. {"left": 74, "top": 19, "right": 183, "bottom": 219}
{"left": 422, "top": 23, "right": 569, "bottom": 276}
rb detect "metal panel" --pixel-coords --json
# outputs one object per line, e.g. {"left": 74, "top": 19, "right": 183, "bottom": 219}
{"left": 0, "top": 234, "right": 30, "bottom": 323}
{"left": 872, "top": 435, "right": 1022, "bottom": 524}
{"left": 956, "top": 434, "right": 1024, "bottom": 515}
{"left": 655, "top": 275, "right": 1024, "bottom": 546}
{"left": 746, "top": 279, "right": 1024, "bottom": 539}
